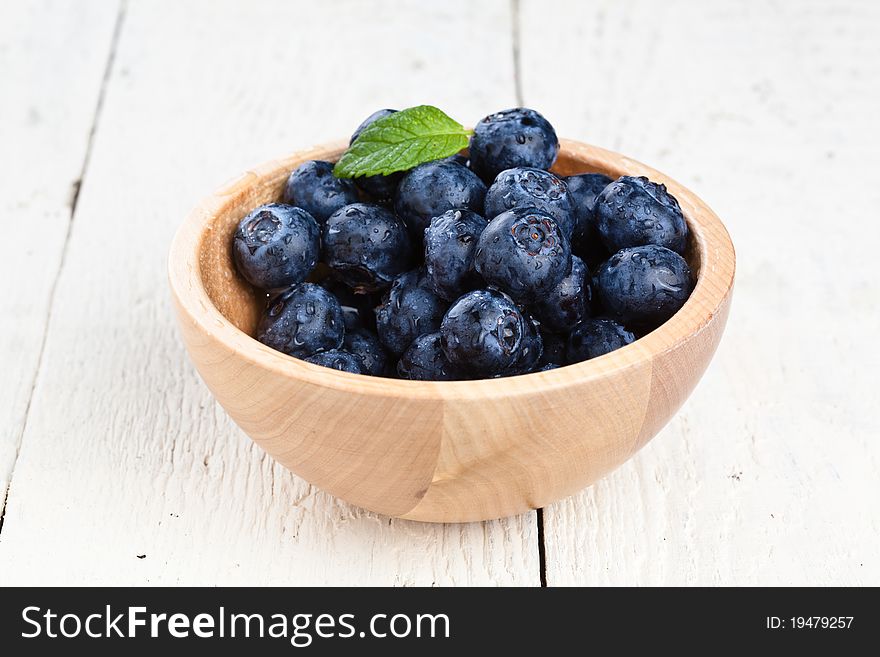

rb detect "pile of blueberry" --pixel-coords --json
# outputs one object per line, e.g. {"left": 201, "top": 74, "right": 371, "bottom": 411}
{"left": 232, "top": 107, "right": 694, "bottom": 379}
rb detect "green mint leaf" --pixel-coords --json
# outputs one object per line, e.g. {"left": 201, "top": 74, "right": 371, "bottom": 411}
{"left": 333, "top": 105, "right": 471, "bottom": 178}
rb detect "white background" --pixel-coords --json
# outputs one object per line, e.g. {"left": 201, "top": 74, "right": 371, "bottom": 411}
{"left": 1, "top": 0, "right": 877, "bottom": 585}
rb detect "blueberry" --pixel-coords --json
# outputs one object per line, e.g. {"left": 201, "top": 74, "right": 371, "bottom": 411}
{"left": 537, "top": 363, "right": 560, "bottom": 371}
{"left": 232, "top": 203, "right": 320, "bottom": 291}
{"left": 257, "top": 283, "right": 344, "bottom": 358}
{"left": 484, "top": 167, "right": 575, "bottom": 238}
{"left": 595, "top": 176, "right": 688, "bottom": 254}
{"left": 537, "top": 330, "right": 567, "bottom": 368}
{"left": 282, "top": 160, "right": 359, "bottom": 223}
{"left": 319, "top": 278, "right": 376, "bottom": 331}
{"left": 474, "top": 207, "right": 571, "bottom": 303}
{"left": 587, "top": 268, "right": 608, "bottom": 316}
{"left": 323, "top": 203, "right": 412, "bottom": 293}
{"left": 567, "top": 318, "right": 635, "bottom": 363}
{"left": 595, "top": 245, "right": 693, "bottom": 329}
{"left": 305, "top": 349, "right": 365, "bottom": 374}
{"left": 506, "top": 313, "right": 543, "bottom": 375}
{"left": 350, "top": 109, "right": 404, "bottom": 201}
{"left": 531, "top": 255, "right": 591, "bottom": 332}
{"left": 423, "top": 209, "right": 488, "bottom": 301}
{"left": 441, "top": 153, "right": 469, "bottom": 167}
{"left": 469, "top": 108, "right": 559, "bottom": 183}
{"left": 375, "top": 269, "right": 447, "bottom": 355}
{"left": 333, "top": 284, "right": 381, "bottom": 332}
{"left": 341, "top": 307, "right": 361, "bottom": 332}
{"left": 351, "top": 109, "right": 395, "bottom": 142}
{"left": 394, "top": 161, "right": 486, "bottom": 239}
{"left": 397, "top": 332, "right": 460, "bottom": 381}
{"left": 565, "top": 172, "right": 613, "bottom": 248}
{"left": 440, "top": 289, "right": 525, "bottom": 376}
{"left": 342, "top": 328, "right": 388, "bottom": 376}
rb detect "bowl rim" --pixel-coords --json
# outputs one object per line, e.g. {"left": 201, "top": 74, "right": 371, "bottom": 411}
{"left": 168, "top": 138, "right": 735, "bottom": 402}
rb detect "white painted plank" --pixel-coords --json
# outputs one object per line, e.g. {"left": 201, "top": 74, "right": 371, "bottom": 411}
{"left": 0, "top": 1, "right": 122, "bottom": 503}
{"left": 522, "top": 0, "right": 880, "bottom": 585}
{"left": 0, "top": 0, "right": 539, "bottom": 585}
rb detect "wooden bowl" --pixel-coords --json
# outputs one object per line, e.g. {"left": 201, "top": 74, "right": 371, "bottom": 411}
{"left": 168, "top": 139, "right": 735, "bottom": 523}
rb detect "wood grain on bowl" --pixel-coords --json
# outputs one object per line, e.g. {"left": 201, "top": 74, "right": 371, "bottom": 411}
{"left": 168, "top": 140, "right": 735, "bottom": 523}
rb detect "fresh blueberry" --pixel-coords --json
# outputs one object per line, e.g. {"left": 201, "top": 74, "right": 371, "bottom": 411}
{"left": 375, "top": 269, "right": 447, "bottom": 355}
{"left": 440, "top": 289, "right": 526, "bottom": 376}
{"left": 474, "top": 207, "right": 571, "bottom": 303}
{"left": 232, "top": 203, "right": 320, "bottom": 291}
{"left": 351, "top": 109, "right": 395, "bottom": 142}
{"left": 531, "top": 255, "right": 591, "bottom": 332}
{"left": 484, "top": 167, "right": 575, "bottom": 238}
{"left": 587, "top": 268, "right": 609, "bottom": 316}
{"left": 537, "top": 363, "right": 560, "bottom": 371}
{"left": 305, "top": 349, "right": 365, "bottom": 374}
{"left": 538, "top": 330, "right": 567, "bottom": 368}
{"left": 256, "top": 283, "right": 344, "bottom": 358}
{"left": 594, "top": 176, "right": 688, "bottom": 254}
{"left": 394, "top": 161, "right": 486, "bottom": 239}
{"left": 341, "top": 306, "right": 361, "bottom": 332}
{"left": 350, "top": 109, "right": 404, "bottom": 200}
{"left": 397, "top": 332, "right": 460, "bottom": 381}
{"left": 323, "top": 203, "right": 412, "bottom": 293}
{"left": 469, "top": 108, "right": 559, "bottom": 183}
{"left": 567, "top": 318, "right": 636, "bottom": 363}
{"left": 319, "top": 278, "right": 376, "bottom": 331}
{"left": 440, "top": 153, "right": 469, "bottom": 167}
{"left": 423, "top": 209, "right": 488, "bottom": 301}
{"left": 506, "top": 313, "right": 543, "bottom": 375}
{"left": 343, "top": 328, "right": 388, "bottom": 376}
{"left": 327, "top": 279, "right": 382, "bottom": 332}
{"left": 565, "top": 172, "right": 613, "bottom": 248}
{"left": 282, "top": 160, "right": 359, "bottom": 223}
{"left": 595, "top": 245, "right": 693, "bottom": 329}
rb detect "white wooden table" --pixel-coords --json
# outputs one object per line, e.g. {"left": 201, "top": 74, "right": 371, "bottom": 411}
{"left": 1, "top": 0, "right": 877, "bottom": 586}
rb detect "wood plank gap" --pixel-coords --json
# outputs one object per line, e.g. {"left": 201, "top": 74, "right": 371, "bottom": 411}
{"left": 536, "top": 507, "right": 547, "bottom": 586}
{"left": 0, "top": 0, "right": 128, "bottom": 536}
{"left": 0, "top": 488, "right": 8, "bottom": 536}
{"left": 71, "top": 0, "right": 129, "bottom": 218}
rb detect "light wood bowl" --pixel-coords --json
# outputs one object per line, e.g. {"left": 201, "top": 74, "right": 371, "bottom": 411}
{"left": 168, "top": 139, "right": 735, "bottom": 523}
